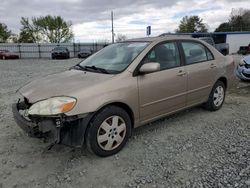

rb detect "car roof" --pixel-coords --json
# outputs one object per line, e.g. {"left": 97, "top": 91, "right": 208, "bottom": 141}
{"left": 124, "top": 35, "right": 193, "bottom": 43}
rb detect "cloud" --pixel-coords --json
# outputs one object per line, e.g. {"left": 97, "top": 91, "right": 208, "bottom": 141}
{"left": 0, "top": 0, "right": 249, "bottom": 42}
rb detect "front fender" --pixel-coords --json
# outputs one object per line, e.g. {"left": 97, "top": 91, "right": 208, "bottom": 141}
{"left": 65, "top": 75, "right": 139, "bottom": 125}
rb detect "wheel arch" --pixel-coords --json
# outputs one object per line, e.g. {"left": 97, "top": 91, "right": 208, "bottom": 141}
{"left": 83, "top": 101, "right": 135, "bottom": 144}
{"left": 96, "top": 102, "right": 135, "bottom": 129}
{"left": 217, "top": 77, "right": 227, "bottom": 89}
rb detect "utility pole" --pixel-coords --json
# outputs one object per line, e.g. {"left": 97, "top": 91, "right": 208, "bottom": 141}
{"left": 111, "top": 11, "right": 114, "bottom": 43}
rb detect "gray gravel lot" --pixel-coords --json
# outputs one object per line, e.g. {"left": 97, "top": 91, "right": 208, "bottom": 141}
{"left": 0, "top": 57, "right": 249, "bottom": 188}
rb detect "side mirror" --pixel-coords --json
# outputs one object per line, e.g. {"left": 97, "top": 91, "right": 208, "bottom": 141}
{"left": 139, "top": 62, "right": 160, "bottom": 74}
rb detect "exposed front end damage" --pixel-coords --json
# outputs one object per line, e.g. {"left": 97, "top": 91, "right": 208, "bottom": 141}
{"left": 235, "top": 55, "right": 250, "bottom": 81}
{"left": 12, "top": 97, "right": 93, "bottom": 148}
{"left": 236, "top": 63, "right": 250, "bottom": 81}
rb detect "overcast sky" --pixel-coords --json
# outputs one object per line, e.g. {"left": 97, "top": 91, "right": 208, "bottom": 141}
{"left": 0, "top": 0, "right": 249, "bottom": 42}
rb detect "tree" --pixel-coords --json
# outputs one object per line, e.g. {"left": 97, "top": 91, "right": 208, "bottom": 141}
{"left": 18, "top": 30, "right": 37, "bottom": 43}
{"left": 214, "top": 8, "right": 250, "bottom": 32}
{"left": 18, "top": 17, "right": 40, "bottom": 43}
{"left": 19, "top": 15, "right": 74, "bottom": 43}
{"left": 0, "top": 23, "right": 11, "bottom": 43}
{"left": 116, "top": 33, "right": 127, "bottom": 42}
{"left": 230, "top": 8, "right": 250, "bottom": 31}
{"left": 33, "top": 15, "right": 73, "bottom": 43}
{"left": 8, "top": 34, "right": 18, "bottom": 43}
{"left": 176, "top": 16, "right": 208, "bottom": 33}
{"left": 215, "top": 22, "right": 231, "bottom": 32}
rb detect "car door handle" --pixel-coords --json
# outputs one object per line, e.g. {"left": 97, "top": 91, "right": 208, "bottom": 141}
{"left": 210, "top": 63, "right": 217, "bottom": 68}
{"left": 177, "top": 70, "right": 186, "bottom": 76}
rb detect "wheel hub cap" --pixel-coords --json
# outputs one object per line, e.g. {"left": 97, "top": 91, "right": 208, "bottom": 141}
{"left": 213, "top": 86, "right": 224, "bottom": 107}
{"left": 97, "top": 116, "right": 126, "bottom": 151}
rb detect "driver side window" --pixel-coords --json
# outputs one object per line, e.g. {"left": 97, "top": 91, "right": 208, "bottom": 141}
{"left": 142, "top": 42, "right": 181, "bottom": 70}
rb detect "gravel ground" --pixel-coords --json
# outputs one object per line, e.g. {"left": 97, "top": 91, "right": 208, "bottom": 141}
{"left": 0, "top": 57, "right": 249, "bottom": 188}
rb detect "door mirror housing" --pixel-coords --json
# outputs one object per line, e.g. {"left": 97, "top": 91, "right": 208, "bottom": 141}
{"left": 139, "top": 62, "right": 160, "bottom": 74}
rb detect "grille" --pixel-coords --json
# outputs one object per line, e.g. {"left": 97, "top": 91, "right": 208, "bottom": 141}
{"left": 245, "top": 64, "right": 250, "bottom": 69}
{"left": 242, "top": 72, "right": 250, "bottom": 78}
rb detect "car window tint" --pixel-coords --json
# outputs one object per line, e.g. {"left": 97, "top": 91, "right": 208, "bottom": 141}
{"left": 206, "top": 49, "right": 214, "bottom": 61}
{"left": 181, "top": 42, "right": 208, "bottom": 65}
{"left": 143, "top": 42, "right": 180, "bottom": 70}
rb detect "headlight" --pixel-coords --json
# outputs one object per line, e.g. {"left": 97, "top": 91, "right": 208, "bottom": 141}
{"left": 239, "top": 59, "right": 246, "bottom": 66}
{"left": 28, "top": 97, "right": 76, "bottom": 116}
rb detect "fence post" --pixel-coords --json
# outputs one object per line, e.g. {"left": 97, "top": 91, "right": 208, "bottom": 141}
{"left": 73, "top": 42, "right": 76, "bottom": 58}
{"left": 18, "top": 43, "right": 21, "bottom": 59}
{"left": 38, "top": 43, "right": 41, "bottom": 58}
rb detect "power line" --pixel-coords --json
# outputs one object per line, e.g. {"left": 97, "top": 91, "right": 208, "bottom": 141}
{"left": 111, "top": 11, "right": 114, "bottom": 43}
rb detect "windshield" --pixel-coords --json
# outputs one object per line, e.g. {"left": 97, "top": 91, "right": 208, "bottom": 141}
{"left": 53, "top": 47, "right": 67, "bottom": 51}
{"left": 79, "top": 42, "right": 149, "bottom": 73}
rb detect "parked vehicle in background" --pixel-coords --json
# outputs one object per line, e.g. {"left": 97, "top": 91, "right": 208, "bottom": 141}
{"left": 199, "top": 37, "right": 229, "bottom": 56}
{"left": 78, "top": 49, "right": 92, "bottom": 58}
{"left": 0, "top": 50, "right": 19, "bottom": 60}
{"left": 237, "top": 44, "right": 250, "bottom": 55}
{"left": 51, "top": 47, "right": 70, "bottom": 59}
{"left": 235, "top": 55, "right": 250, "bottom": 81}
{"left": 13, "top": 36, "right": 235, "bottom": 157}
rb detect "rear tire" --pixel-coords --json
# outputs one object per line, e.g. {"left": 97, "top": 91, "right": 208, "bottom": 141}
{"left": 86, "top": 106, "right": 131, "bottom": 157}
{"left": 204, "top": 81, "right": 226, "bottom": 111}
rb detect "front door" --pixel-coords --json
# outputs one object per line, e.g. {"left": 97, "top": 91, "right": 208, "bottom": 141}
{"left": 137, "top": 42, "right": 187, "bottom": 124}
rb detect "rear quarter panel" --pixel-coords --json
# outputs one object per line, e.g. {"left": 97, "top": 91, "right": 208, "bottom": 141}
{"left": 204, "top": 42, "right": 235, "bottom": 88}
{"left": 223, "top": 55, "right": 236, "bottom": 88}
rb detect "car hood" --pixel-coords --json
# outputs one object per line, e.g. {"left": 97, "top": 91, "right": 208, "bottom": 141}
{"left": 19, "top": 69, "right": 115, "bottom": 103}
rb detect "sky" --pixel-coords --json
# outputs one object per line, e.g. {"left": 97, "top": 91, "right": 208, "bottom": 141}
{"left": 0, "top": 0, "right": 249, "bottom": 42}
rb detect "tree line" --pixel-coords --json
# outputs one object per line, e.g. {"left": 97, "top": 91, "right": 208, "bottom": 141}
{"left": 0, "top": 15, "right": 73, "bottom": 43}
{"left": 0, "top": 8, "right": 250, "bottom": 43}
{"left": 176, "top": 8, "right": 250, "bottom": 33}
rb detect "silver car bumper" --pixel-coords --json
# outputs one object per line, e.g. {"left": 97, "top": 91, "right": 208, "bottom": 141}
{"left": 235, "top": 65, "right": 250, "bottom": 81}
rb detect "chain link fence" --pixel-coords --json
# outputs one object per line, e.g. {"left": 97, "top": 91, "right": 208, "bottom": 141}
{"left": 0, "top": 43, "right": 107, "bottom": 58}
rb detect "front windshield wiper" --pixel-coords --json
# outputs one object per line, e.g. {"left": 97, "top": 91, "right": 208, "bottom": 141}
{"left": 71, "top": 64, "right": 113, "bottom": 74}
{"left": 70, "top": 64, "right": 87, "bottom": 71}
{"left": 84, "top": 65, "right": 110, "bottom": 74}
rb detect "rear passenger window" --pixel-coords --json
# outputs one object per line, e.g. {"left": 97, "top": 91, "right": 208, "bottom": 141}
{"left": 143, "top": 42, "right": 180, "bottom": 70}
{"left": 181, "top": 42, "right": 213, "bottom": 65}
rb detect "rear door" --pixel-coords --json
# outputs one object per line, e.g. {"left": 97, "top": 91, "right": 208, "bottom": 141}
{"left": 137, "top": 41, "right": 188, "bottom": 123}
{"left": 180, "top": 41, "right": 220, "bottom": 106}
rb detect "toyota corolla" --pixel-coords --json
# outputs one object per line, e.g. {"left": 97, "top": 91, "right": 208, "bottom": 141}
{"left": 13, "top": 36, "right": 235, "bottom": 157}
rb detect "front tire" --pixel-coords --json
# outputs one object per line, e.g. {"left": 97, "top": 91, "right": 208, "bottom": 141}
{"left": 86, "top": 106, "right": 131, "bottom": 157}
{"left": 204, "top": 81, "right": 226, "bottom": 111}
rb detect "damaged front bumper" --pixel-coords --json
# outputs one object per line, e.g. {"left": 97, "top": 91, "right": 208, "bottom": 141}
{"left": 236, "top": 65, "right": 250, "bottom": 81}
{"left": 12, "top": 99, "right": 93, "bottom": 147}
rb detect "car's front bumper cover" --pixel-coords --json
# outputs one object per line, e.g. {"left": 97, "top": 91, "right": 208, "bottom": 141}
{"left": 12, "top": 101, "right": 94, "bottom": 147}
{"left": 235, "top": 65, "right": 250, "bottom": 81}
